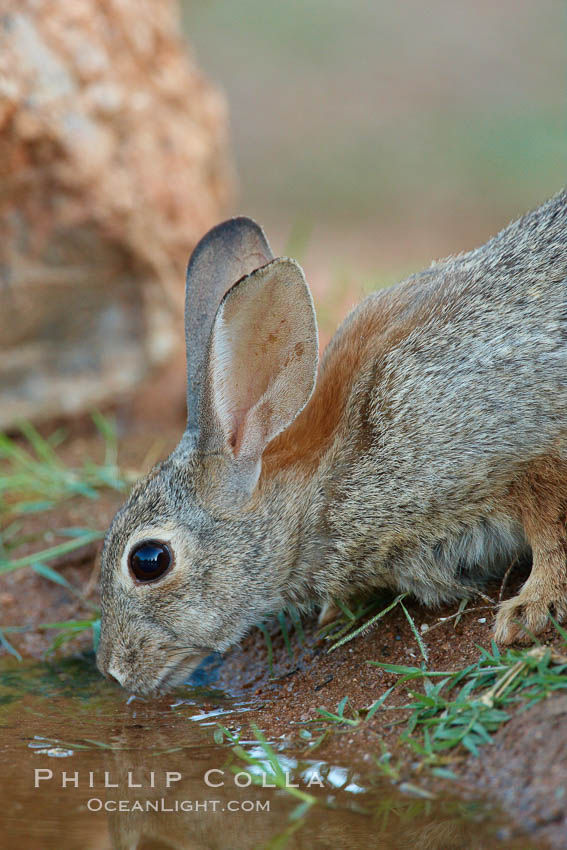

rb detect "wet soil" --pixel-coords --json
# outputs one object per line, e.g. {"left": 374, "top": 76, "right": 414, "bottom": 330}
{"left": 2, "top": 358, "right": 567, "bottom": 848}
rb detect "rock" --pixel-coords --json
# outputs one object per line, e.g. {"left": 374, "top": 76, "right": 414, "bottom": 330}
{"left": 466, "top": 694, "right": 567, "bottom": 848}
{"left": 0, "top": 0, "right": 231, "bottom": 428}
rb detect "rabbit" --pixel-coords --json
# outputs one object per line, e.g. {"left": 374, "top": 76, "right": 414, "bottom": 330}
{"left": 97, "top": 190, "right": 567, "bottom": 695}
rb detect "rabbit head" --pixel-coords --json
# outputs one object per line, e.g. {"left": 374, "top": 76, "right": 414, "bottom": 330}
{"left": 96, "top": 219, "right": 318, "bottom": 694}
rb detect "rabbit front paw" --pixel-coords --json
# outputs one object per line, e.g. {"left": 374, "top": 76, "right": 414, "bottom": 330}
{"left": 318, "top": 600, "right": 341, "bottom": 626}
{"left": 494, "top": 592, "right": 567, "bottom": 645}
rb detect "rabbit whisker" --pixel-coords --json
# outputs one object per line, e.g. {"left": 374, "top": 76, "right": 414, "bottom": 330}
{"left": 158, "top": 643, "right": 213, "bottom": 656}
{"left": 155, "top": 651, "right": 208, "bottom": 693}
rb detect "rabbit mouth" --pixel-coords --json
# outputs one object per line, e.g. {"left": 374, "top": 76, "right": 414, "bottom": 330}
{"left": 153, "top": 651, "right": 209, "bottom": 694}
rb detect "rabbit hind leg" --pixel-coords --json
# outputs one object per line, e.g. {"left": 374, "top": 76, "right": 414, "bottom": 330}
{"left": 495, "top": 458, "right": 567, "bottom": 644}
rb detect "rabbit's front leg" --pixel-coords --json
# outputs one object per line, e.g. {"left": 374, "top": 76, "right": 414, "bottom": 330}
{"left": 495, "top": 535, "right": 567, "bottom": 643}
{"left": 495, "top": 467, "right": 567, "bottom": 643}
{"left": 318, "top": 600, "right": 342, "bottom": 626}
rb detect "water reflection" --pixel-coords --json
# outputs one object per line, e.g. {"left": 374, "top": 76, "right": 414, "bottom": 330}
{"left": 0, "top": 654, "right": 539, "bottom": 849}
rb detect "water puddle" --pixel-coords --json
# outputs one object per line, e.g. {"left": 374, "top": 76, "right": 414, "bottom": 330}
{"left": 0, "top": 653, "right": 539, "bottom": 849}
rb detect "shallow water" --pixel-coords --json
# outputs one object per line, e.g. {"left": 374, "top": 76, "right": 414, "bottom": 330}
{"left": 0, "top": 653, "right": 539, "bottom": 849}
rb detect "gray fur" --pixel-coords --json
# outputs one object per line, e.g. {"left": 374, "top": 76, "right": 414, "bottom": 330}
{"left": 97, "top": 190, "right": 567, "bottom": 694}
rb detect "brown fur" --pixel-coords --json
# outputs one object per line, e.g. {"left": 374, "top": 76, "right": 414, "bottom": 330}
{"left": 263, "top": 279, "right": 429, "bottom": 474}
{"left": 263, "top": 311, "right": 378, "bottom": 472}
{"left": 498, "top": 458, "right": 567, "bottom": 641}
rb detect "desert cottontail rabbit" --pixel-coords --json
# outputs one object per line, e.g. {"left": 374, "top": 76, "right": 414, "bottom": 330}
{"left": 97, "top": 191, "right": 567, "bottom": 694}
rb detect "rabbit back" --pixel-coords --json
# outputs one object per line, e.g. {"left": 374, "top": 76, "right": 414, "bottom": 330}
{"left": 265, "top": 190, "right": 567, "bottom": 607}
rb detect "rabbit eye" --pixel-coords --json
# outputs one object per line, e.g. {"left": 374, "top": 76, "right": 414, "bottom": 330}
{"left": 128, "top": 540, "right": 172, "bottom": 583}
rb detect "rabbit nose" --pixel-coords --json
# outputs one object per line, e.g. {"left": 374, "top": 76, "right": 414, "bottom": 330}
{"left": 105, "top": 663, "right": 126, "bottom": 687}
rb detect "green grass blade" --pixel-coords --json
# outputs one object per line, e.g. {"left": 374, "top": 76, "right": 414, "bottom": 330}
{"left": 0, "top": 530, "right": 103, "bottom": 573}
{"left": 31, "top": 561, "right": 74, "bottom": 589}
{"left": 400, "top": 601, "right": 429, "bottom": 663}
{"left": 257, "top": 622, "right": 275, "bottom": 677}
{"left": 277, "top": 611, "right": 293, "bottom": 659}
{"left": 366, "top": 686, "right": 395, "bottom": 720}
{"left": 329, "top": 593, "right": 408, "bottom": 652}
{"left": 0, "top": 626, "right": 22, "bottom": 660}
{"left": 18, "top": 421, "right": 64, "bottom": 469}
{"left": 287, "top": 606, "right": 305, "bottom": 644}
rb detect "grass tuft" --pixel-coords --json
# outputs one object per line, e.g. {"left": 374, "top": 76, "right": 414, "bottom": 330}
{"left": 0, "top": 413, "right": 136, "bottom": 657}
{"left": 0, "top": 413, "right": 131, "bottom": 517}
{"left": 369, "top": 634, "right": 567, "bottom": 760}
{"left": 257, "top": 606, "right": 306, "bottom": 676}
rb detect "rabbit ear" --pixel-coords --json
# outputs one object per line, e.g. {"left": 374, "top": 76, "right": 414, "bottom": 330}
{"left": 185, "top": 217, "right": 273, "bottom": 433}
{"left": 200, "top": 257, "right": 318, "bottom": 498}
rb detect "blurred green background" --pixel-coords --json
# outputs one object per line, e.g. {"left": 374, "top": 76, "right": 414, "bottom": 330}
{"left": 182, "top": 0, "right": 566, "bottom": 336}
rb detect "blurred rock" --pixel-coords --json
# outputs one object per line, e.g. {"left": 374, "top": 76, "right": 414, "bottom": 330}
{"left": 0, "top": 0, "right": 231, "bottom": 428}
